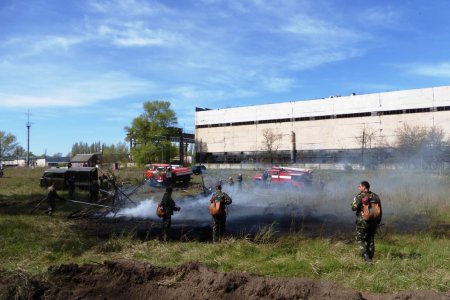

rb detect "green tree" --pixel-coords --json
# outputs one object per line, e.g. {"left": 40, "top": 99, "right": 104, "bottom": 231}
{"left": 0, "top": 131, "right": 19, "bottom": 158}
{"left": 125, "top": 101, "right": 178, "bottom": 165}
{"left": 71, "top": 141, "right": 102, "bottom": 156}
{"left": 14, "top": 145, "right": 26, "bottom": 157}
{"left": 102, "top": 142, "right": 130, "bottom": 163}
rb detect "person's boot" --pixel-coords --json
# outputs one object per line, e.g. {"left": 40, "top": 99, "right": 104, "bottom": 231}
{"left": 363, "top": 253, "right": 372, "bottom": 262}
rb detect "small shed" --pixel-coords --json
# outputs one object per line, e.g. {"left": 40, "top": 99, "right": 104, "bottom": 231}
{"left": 71, "top": 153, "right": 100, "bottom": 167}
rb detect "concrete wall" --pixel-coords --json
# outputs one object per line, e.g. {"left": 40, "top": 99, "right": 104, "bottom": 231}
{"left": 195, "top": 86, "right": 450, "bottom": 153}
{"left": 196, "top": 86, "right": 450, "bottom": 125}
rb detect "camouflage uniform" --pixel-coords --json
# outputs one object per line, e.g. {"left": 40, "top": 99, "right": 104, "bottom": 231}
{"left": 351, "top": 191, "right": 382, "bottom": 260}
{"left": 211, "top": 189, "right": 232, "bottom": 242}
{"left": 161, "top": 191, "right": 180, "bottom": 242}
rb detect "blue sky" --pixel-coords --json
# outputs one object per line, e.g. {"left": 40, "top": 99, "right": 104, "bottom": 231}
{"left": 1, "top": 0, "right": 450, "bottom": 156}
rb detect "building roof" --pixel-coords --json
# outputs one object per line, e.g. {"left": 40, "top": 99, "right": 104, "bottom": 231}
{"left": 71, "top": 153, "right": 97, "bottom": 162}
{"left": 46, "top": 156, "right": 71, "bottom": 163}
{"left": 44, "top": 166, "right": 98, "bottom": 174}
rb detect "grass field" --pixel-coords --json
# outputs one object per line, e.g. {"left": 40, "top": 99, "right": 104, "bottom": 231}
{"left": 0, "top": 167, "right": 449, "bottom": 293}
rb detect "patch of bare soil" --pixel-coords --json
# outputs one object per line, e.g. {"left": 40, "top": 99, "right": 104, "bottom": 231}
{"left": 1, "top": 260, "right": 448, "bottom": 300}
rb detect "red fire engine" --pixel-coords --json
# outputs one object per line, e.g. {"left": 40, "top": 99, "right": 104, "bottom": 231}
{"left": 253, "top": 166, "right": 313, "bottom": 188}
{"left": 144, "top": 163, "right": 192, "bottom": 186}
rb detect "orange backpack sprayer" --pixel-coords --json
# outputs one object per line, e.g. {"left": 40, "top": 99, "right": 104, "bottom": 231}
{"left": 209, "top": 197, "right": 221, "bottom": 216}
{"left": 156, "top": 202, "right": 165, "bottom": 218}
{"left": 361, "top": 194, "right": 381, "bottom": 222}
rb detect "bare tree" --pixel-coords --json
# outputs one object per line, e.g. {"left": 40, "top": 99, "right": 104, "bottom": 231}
{"left": 395, "top": 123, "right": 427, "bottom": 151}
{"left": 355, "top": 126, "right": 377, "bottom": 150}
{"left": 425, "top": 126, "right": 445, "bottom": 148}
{"left": 261, "top": 128, "right": 282, "bottom": 164}
{"left": 355, "top": 126, "right": 377, "bottom": 167}
{"left": 395, "top": 124, "right": 446, "bottom": 168}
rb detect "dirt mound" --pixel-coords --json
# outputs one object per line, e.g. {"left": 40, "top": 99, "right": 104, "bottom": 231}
{"left": 1, "top": 260, "right": 448, "bottom": 300}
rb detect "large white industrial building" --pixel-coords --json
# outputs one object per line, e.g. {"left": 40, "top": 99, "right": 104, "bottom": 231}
{"left": 195, "top": 86, "right": 450, "bottom": 164}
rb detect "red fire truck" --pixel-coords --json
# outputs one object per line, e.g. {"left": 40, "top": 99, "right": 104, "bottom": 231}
{"left": 144, "top": 163, "right": 193, "bottom": 186}
{"left": 253, "top": 166, "right": 313, "bottom": 189}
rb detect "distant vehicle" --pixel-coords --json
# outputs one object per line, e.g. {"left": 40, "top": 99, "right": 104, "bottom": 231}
{"left": 144, "top": 163, "right": 192, "bottom": 186}
{"left": 39, "top": 167, "right": 98, "bottom": 190}
{"left": 192, "top": 165, "right": 207, "bottom": 175}
{"left": 253, "top": 166, "right": 313, "bottom": 189}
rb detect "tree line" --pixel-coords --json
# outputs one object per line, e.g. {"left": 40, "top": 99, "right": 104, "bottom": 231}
{"left": 260, "top": 123, "right": 449, "bottom": 168}
{"left": 1, "top": 100, "right": 180, "bottom": 166}
{"left": 71, "top": 141, "right": 130, "bottom": 164}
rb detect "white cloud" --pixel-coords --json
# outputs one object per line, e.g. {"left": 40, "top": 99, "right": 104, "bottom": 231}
{"left": 0, "top": 71, "right": 157, "bottom": 108}
{"left": 262, "top": 77, "right": 296, "bottom": 92}
{"left": 97, "top": 23, "right": 179, "bottom": 47}
{"left": 1, "top": 34, "right": 87, "bottom": 58}
{"left": 36, "top": 36, "right": 87, "bottom": 51}
{"left": 0, "top": 0, "right": 384, "bottom": 113}
{"left": 283, "top": 15, "right": 360, "bottom": 41}
{"left": 287, "top": 48, "right": 362, "bottom": 71}
{"left": 359, "top": 6, "right": 402, "bottom": 28}
{"left": 407, "top": 62, "right": 450, "bottom": 78}
{"left": 87, "top": 0, "right": 166, "bottom": 16}
{"left": 0, "top": 94, "right": 80, "bottom": 108}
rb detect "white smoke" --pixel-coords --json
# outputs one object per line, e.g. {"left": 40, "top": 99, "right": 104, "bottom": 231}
{"left": 104, "top": 169, "right": 446, "bottom": 236}
{"left": 106, "top": 181, "right": 349, "bottom": 223}
{"left": 107, "top": 199, "right": 158, "bottom": 219}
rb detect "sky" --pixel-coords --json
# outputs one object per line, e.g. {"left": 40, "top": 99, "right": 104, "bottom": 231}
{"left": 1, "top": 0, "right": 450, "bottom": 156}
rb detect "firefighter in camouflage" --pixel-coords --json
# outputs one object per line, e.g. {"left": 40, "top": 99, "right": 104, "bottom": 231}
{"left": 211, "top": 184, "right": 232, "bottom": 242}
{"left": 161, "top": 187, "right": 180, "bottom": 242}
{"left": 351, "top": 181, "right": 382, "bottom": 262}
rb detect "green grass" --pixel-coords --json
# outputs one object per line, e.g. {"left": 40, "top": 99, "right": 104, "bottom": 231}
{"left": 1, "top": 214, "right": 448, "bottom": 293}
{"left": 0, "top": 167, "right": 449, "bottom": 293}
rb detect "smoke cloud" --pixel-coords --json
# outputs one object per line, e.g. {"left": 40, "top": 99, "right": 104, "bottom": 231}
{"left": 106, "top": 169, "right": 448, "bottom": 237}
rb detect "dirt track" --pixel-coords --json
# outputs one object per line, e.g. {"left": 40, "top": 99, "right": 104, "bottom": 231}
{"left": 1, "top": 259, "right": 448, "bottom": 300}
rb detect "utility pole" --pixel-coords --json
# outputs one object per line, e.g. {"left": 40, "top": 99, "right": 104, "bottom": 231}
{"left": 361, "top": 128, "right": 365, "bottom": 168}
{"left": 291, "top": 131, "right": 297, "bottom": 164}
{"left": 179, "top": 128, "right": 184, "bottom": 165}
{"left": 26, "top": 110, "right": 33, "bottom": 168}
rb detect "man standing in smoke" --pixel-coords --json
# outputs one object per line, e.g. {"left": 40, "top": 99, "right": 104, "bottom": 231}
{"left": 237, "top": 173, "right": 243, "bottom": 191}
{"left": 210, "top": 184, "right": 232, "bottom": 242}
{"left": 351, "top": 181, "right": 382, "bottom": 262}
{"left": 161, "top": 187, "right": 180, "bottom": 242}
